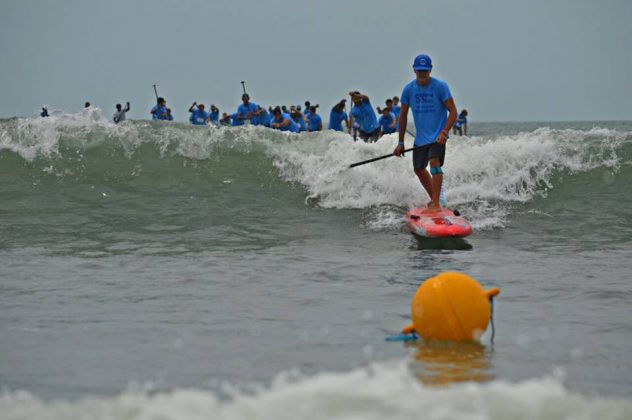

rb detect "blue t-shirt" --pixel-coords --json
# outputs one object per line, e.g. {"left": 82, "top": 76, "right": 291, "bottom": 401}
{"left": 391, "top": 105, "right": 401, "bottom": 118}
{"left": 378, "top": 114, "right": 397, "bottom": 134}
{"left": 230, "top": 112, "right": 240, "bottom": 126}
{"left": 151, "top": 105, "right": 168, "bottom": 120}
{"left": 274, "top": 113, "right": 300, "bottom": 133}
{"left": 401, "top": 77, "right": 452, "bottom": 146}
{"left": 209, "top": 111, "right": 219, "bottom": 124}
{"left": 455, "top": 115, "right": 467, "bottom": 128}
{"left": 293, "top": 114, "right": 307, "bottom": 132}
{"left": 189, "top": 109, "right": 209, "bottom": 125}
{"left": 308, "top": 113, "right": 322, "bottom": 131}
{"left": 328, "top": 110, "right": 348, "bottom": 131}
{"left": 234, "top": 102, "right": 258, "bottom": 126}
{"left": 259, "top": 109, "right": 271, "bottom": 127}
{"left": 351, "top": 100, "right": 378, "bottom": 134}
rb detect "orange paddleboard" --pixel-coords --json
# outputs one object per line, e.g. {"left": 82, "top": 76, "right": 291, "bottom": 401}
{"left": 407, "top": 208, "right": 473, "bottom": 238}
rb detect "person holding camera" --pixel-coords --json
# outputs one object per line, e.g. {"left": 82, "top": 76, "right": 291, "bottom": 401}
{"left": 349, "top": 91, "right": 379, "bottom": 142}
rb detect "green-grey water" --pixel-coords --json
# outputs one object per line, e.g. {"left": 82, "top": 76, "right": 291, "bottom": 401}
{"left": 1, "top": 113, "right": 631, "bottom": 418}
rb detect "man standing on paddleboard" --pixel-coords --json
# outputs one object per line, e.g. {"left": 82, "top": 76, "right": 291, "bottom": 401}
{"left": 393, "top": 54, "right": 457, "bottom": 212}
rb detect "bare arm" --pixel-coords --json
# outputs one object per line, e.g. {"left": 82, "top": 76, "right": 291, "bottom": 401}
{"left": 279, "top": 118, "right": 291, "bottom": 128}
{"left": 437, "top": 98, "right": 457, "bottom": 144}
{"left": 393, "top": 103, "right": 409, "bottom": 156}
{"left": 398, "top": 104, "right": 409, "bottom": 143}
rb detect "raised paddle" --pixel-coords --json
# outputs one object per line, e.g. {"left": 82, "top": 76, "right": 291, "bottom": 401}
{"left": 152, "top": 84, "right": 159, "bottom": 101}
{"left": 241, "top": 81, "right": 247, "bottom": 95}
{"left": 349, "top": 146, "right": 422, "bottom": 168}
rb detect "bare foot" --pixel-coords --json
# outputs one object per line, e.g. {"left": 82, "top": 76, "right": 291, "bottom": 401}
{"left": 421, "top": 202, "right": 442, "bottom": 213}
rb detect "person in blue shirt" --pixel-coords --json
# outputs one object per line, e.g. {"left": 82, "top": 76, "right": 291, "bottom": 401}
{"left": 349, "top": 91, "right": 379, "bottom": 142}
{"left": 303, "top": 101, "right": 312, "bottom": 118}
{"left": 234, "top": 94, "right": 258, "bottom": 126}
{"left": 209, "top": 105, "right": 220, "bottom": 125}
{"left": 220, "top": 112, "right": 232, "bottom": 126}
{"left": 40, "top": 107, "right": 49, "bottom": 117}
{"left": 230, "top": 112, "right": 240, "bottom": 126}
{"left": 150, "top": 97, "right": 169, "bottom": 120}
{"left": 254, "top": 106, "right": 271, "bottom": 128}
{"left": 378, "top": 107, "right": 397, "bottom": 138}
{"left": 270, "top": 106, "right": 300, "bottom": 133}
{"left": 307, "top": 106, "right": 323, "bottom": 132}
{"left": 290, "top": 107, "right": 307, "bottom": 132}
{"left": 166, "top": 108, "right": 174, "bottom": 121}
{"left": 328, "top": 100, "right": 349, "bottom": 132}
{"left": 391, "top": 96, "right": 401, "bottom": 119}
{"left": 453, "top": 109, "right": 468, "bottom": 136}
{"left": 393, "top": 54, "right": 457, "bottom": 213}
{"left": 188, "top": 102, "right": 210, "bottom": 125}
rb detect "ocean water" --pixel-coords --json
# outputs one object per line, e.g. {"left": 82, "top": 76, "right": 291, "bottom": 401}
{"left": 1, "top": 109, "right": 631, "bottom": 419}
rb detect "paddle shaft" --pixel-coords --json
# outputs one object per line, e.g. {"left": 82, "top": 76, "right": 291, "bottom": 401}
{"left": 241, "top": 81, "right": 247, "bottom": 95}
{"left": 349, "top": 127, "right": 418, "bottom": 168}
{"left": 152, "top": 84, "right": 159, "bottom": 101}
{"left": 349, "top": 146, "right": 422, "bottom": 168}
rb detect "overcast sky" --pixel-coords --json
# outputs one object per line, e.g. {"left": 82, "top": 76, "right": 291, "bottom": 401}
{"left": 1, "top": 0, "right": 631, "bottom": 122}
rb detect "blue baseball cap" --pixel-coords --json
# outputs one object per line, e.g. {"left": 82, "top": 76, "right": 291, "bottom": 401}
{"left": 413, "top": 54, "right": 432, "bottom": 71}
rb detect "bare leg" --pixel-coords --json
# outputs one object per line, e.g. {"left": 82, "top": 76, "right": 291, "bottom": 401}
{"left": 426, "top": 158, "right": 443, "bottom": 212}
{"left": 414, "top": 167, "right": 433, "bottom": 207}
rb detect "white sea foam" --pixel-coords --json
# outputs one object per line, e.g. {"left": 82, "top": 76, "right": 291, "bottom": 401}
{"left": 270, "top": 127, "right": 629, "bottom": 230}
{"left": 1, "top": 115, "right": 628, "bottom": 230}
{"left": 2, "top": 360, "right": 630, "bottom": 420}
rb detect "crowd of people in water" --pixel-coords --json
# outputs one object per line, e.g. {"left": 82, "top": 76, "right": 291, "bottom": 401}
{"left": 37, "top": 53, "right": 466, "bottom": 214}
{"left": 39, "top": 92, "right": 468, "bottom": 143}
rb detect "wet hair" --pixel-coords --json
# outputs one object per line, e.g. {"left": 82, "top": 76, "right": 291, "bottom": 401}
{"left": 116, "top": 103, "right": 122, "bottom": 110}
{"left": 309, "top": 106, "right": 317, "bottom": 113}
{"left": 242, "top": 93, "right": 249, "bottom": 100}
{"left": 386, "top": 99, "right": 393, "bottom": 105}
{"left": 84, "top": 102, "right": 91, "bottom": 108}
{"left": 157, "top": 97, "right": 165, "bottom": 104}
{"left": 273, "top": 106, "right": 282, "bottom": 115}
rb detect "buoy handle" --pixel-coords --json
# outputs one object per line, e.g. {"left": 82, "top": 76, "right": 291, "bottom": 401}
{"left": 485, "top": 288, "right": 500, "bottom": 299}
{"left": 402, "top": 323, "right": 415, "bottom": 334}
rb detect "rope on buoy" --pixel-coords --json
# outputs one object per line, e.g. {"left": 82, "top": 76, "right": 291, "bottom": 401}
{"left": 489, "top": 296, "right": 496, "bottom": 343}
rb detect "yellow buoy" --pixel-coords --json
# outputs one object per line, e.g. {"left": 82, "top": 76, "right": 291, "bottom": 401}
{"left": 402, "top": 272, "right": 500, "bottom": 341}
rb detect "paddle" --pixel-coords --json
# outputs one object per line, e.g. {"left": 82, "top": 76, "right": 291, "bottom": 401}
{"left": 152, "top": 84, "right": 159, "bottom": 101}
{"left": 348, "top": 129, "right": 418, "bottom": 168}
{"left": 241, "top": 81, "right": 247, "bottom": 95}
{"left": 349, "top": 145, "right": 422, "bottom": 168}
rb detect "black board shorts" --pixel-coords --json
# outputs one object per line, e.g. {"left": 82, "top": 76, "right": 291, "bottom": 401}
{"left": 358, "top": 128, "right": 380, "bottom": 143}
{"left": 412, "top": 142, "right": 445, "bottom": 169}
